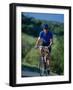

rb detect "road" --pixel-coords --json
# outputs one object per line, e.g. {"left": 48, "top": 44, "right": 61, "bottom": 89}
{"left": 22, "top": 65, "right": 57, "bottom": 77}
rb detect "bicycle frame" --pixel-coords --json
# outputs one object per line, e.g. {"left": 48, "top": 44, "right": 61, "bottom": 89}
{"left": 38, "top": 46, "right": 50, "bottom": 76}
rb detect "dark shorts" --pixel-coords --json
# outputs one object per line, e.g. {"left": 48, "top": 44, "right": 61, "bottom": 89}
{"left": 42, "top": 42, "right": 51, "bottom": 53}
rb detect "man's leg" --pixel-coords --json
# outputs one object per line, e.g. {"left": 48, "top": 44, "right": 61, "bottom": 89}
{"left": 46, "top": 53, "right": 51, "bottom": 75}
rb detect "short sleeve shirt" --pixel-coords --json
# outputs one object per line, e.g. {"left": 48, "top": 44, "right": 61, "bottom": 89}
{"left": 39, "top": 31, "right": 53, "bottom": 45}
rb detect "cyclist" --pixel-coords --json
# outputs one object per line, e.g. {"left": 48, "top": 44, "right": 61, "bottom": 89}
{"left": 35, "top": 24, "right": 53, "bottom": 75}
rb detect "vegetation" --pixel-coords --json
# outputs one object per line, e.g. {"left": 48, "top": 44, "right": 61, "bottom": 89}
{"left": 21, "top": 13, "right": 64, "bottom": 75}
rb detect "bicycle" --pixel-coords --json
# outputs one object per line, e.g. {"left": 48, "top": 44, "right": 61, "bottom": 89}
{"left": 35, "top": 45, "right": 51, "bottom": 76}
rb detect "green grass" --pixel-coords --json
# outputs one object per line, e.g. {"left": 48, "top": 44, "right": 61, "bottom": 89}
{"left": 22, "top": 33, "right": 36, "bottom": 45}
{"left": 22, "top": 48, "right": 40, "bottom": 68}
{"left": 22, "top": 33, "right": 37, "bottom": 59}
{"left": 51, "top": 36, "right": 64, "bottom": 74}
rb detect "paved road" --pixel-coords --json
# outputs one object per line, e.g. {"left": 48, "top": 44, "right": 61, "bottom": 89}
{"left": 22, "top": 65, "right": 57, "bottom": 77}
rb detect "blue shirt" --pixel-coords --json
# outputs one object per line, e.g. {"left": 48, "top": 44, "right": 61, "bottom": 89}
{"left": 39, "top": 31, "right": 53, "bottom": 45}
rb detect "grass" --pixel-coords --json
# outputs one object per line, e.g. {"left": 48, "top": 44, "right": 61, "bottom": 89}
{"left": 22, "top": 48, "right": 40, "bottom": 68}
{"left": 22, "top": 33, "right": 36, "bottom": 46}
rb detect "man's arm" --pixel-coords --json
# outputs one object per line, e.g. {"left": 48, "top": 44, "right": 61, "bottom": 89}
{"left": 49, "top": 39, "right": 53, "bottom": 47}
{"left": 35, "top": 31, "right": 43, "bottom": 47}
{"left": 35, "top": 37, "right": 41, "bottom": 47}
{"left": 49, "top": 32, "right": 53, "bottom": 47}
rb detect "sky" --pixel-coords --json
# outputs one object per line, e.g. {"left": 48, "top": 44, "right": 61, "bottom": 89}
{"left": 23, "top": 12, "right": 64, "bottom": 23}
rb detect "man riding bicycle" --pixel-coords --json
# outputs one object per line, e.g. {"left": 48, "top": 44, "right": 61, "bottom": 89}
{"left": 35, "top": 24, "right": 53, "bottom": 75}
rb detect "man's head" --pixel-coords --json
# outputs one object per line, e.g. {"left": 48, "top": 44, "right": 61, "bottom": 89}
{"left": 43, "top": 24, "right": 49, "bottom": 33}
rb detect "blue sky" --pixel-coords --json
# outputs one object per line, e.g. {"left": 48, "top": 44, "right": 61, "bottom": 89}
{"left": 23, "top": 12, "right": 64, "bottom": 23}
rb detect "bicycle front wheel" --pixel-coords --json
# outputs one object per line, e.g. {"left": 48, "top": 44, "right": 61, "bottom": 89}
{"left": 39, "top": 56, "right": 45, "bottom": 76}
